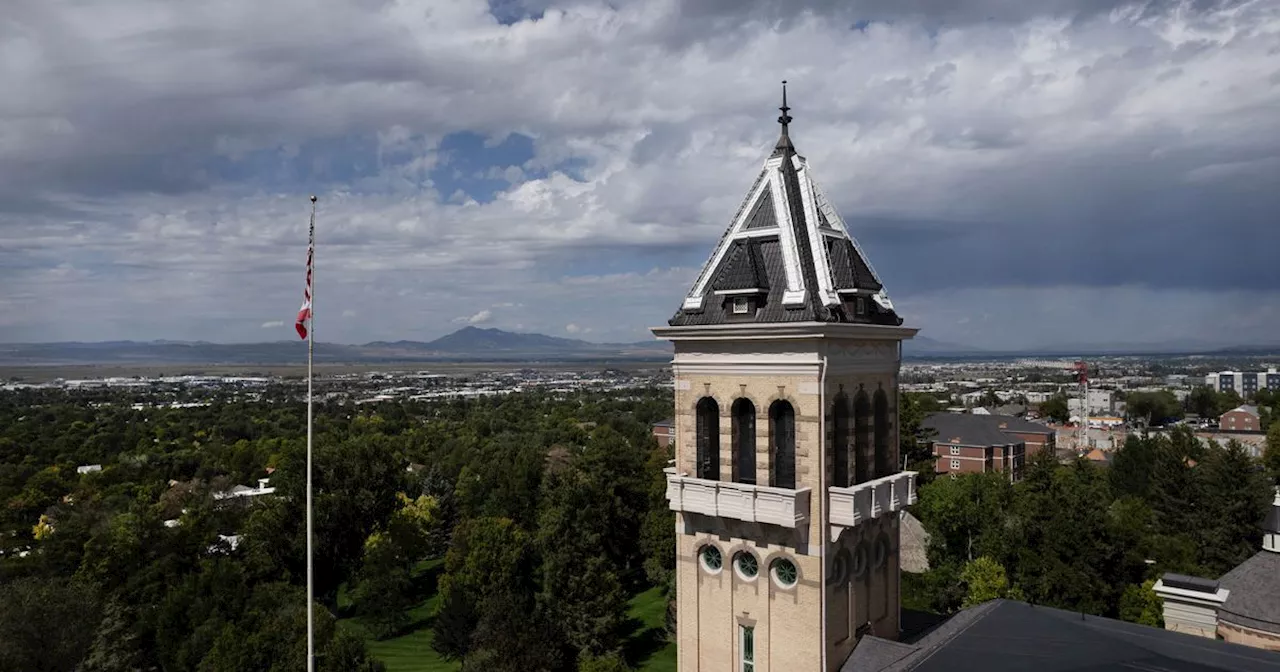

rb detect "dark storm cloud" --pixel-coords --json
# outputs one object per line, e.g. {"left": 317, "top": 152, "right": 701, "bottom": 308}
{"left": 2, "top": 0, "right": 1278, "bottom": 345}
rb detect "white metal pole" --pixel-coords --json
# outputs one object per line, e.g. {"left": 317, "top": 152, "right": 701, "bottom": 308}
{"left": 306, "top": 195, "right": 316, "bottom": 672}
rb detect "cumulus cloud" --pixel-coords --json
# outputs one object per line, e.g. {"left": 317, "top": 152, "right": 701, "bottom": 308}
{"left": 1, "top": 0, "right": 1278, "bottom": 348}
{"left": 452, "top": 309, "right": 494, "bottom": 325}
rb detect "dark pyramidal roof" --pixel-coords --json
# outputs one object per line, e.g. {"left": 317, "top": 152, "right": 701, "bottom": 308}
{"left": 669, "top": 82, "right": 902, "bottom": 328}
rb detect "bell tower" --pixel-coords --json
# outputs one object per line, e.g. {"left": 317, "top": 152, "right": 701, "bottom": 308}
{"left": 651, "top": 83, "right": 919, "bottom": 672}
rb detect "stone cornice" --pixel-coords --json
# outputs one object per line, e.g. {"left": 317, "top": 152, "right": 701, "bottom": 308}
{"left": 651, "top": 321, "right": 919, "bottom": 342}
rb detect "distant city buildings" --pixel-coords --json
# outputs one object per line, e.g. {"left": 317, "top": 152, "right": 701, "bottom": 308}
{"left": 1068, "top": 388, "right": 1114, "bottom": 416}
{"left": 1206, "top": 369, "right": 1280, "bottom": 397}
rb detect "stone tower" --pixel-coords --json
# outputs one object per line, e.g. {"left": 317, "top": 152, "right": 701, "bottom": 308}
{"left": 651, "top": 84, "right": 919, "bottom": 672}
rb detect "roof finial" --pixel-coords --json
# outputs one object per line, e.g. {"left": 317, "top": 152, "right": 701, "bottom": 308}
{"left": 775, "top": 80, "right": 794, "bottom": 153}
{"left": 779, "top": 80, "right": 792, "bottom": 128}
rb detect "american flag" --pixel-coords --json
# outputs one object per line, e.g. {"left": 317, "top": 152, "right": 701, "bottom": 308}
{"left": 295, "top": 213, "right": 314, "bottom": 340}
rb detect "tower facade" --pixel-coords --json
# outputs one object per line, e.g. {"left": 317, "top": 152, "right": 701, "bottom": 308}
{"left": 652, "top": 87, "right": 918, "bottom": 672}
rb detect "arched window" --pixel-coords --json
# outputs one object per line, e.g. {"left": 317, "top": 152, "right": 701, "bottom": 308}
{"left": 769, "top": 400, "right": 796, "bottom": 489}
{"left": 874, "top": 389, "right": 892, "bottom": 477}
{"left": 853, "top": 390, "right": 871, "bottom": 484}
{"left": 696, "top": 397, "right": 720, "bottom": 480}
{"left": 832, "top": 394, "right": 851, "bottom": 488}
{"left": 731, "top": 398, "right": 757, "bottom": 485}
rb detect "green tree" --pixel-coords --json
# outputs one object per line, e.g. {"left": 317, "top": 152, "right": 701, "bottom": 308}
{"left": 538, "top": 469, "right": 628, "bottom": 656}
{"left": 1186, "top": 386, "right": 1219, "bottom": 419}
{"left": 1264, "top": 423, "right": 1280, "bottom": 486}
{"left": 960, "top": 556, "right": 1011, "bottom": 608}
{"left": 431, "top": 586, "right": 479, "bottom": 664}
{"left": 915, "top": 472, "right": 1014, "bottom": 568}
{"left": 0, "top": 576, "right": 102, "bottom": 672}
{"left": 900, "top": 393, "right": 940, "bottom": 483}
{"left": 1040, "top": 394, "right": 1070, "bottom": 424}
{"left": 351, "top": 531, "right": 414, "bottom": 639}
{"left": 1118, "top": 579, "right": 1164, "bottom": 628}
{"left": 639, "top": 443, "right": 675, "bottom": 591}
{"left": 1194, "top": 439, "right": 1272, "bottom": 575}
{"left": 1006, "top": 455, "right": 1135, "bottom": 615}
{"left": 578, "top": 652, "right": 632, "bottom": 672}
{"left": 1125, "top": 391, "right": 1183, "bottom": 426}
{"left": 433, "top": 517, "right": 538, "bottom": 666}
{"left": 80, "top": 599, "right": 155, "bottom": 672}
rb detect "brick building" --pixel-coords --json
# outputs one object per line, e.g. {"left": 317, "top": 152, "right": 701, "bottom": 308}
{"left": 651, "top": 418, "right": 675, "bottom": 448}
{"left": 922, "top": 413, "right": 1057, "bottom": 481}
{"left": 1220, "top": 405, "right": 1262, "bottom": 433}
{"left": 924, "top": 413, "right": 1025, "bottom": 481}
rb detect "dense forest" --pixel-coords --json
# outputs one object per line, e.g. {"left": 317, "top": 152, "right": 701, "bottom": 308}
{"left": 0, "top": 385, "right": 1276, "bottom": 671}
{"left": 908, "top": 425, "right": 1279, "bottom": 621}
{"left": 0, "top": 386, "right": 673, "bottom": 672}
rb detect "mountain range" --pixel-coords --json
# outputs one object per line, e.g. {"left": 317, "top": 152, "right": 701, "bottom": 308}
{"left": 0, "top": 327, "right": 1274, "bottom": 366}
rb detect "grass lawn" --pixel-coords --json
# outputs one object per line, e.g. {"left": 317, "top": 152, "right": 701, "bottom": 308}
{"left": 338, "top": 561, "right": 676, "bottom": 672}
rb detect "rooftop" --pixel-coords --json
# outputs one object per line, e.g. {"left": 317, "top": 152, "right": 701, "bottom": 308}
{"left": 844, "top": 599, "right": 1280, "bottom": 671}
{"left": 669, "top": 82, "right": 902, "bottom": 329}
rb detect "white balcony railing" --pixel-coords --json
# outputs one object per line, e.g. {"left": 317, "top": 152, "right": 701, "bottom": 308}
{"left": 665, "top": 468, "right": 811, "bottom": 528}
{"left": 827, "top": 471, "right": 917, "bottom": 540}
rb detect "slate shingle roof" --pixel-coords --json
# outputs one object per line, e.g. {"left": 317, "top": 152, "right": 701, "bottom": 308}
{"left": 710, "top": 240, "right": 769, "bottom": 291}
{"left": 1218, "top": 550, "right": 1280, "bottom": 634}
{"left": 827, "top": 237, "right": 881, "bottom": 291}
{"left": 922, "top": 413, "right": 1055, "bottom": 447}
{"left": 922, "top": 413, "right": 1022, "bottom": 447}
{"left": 842, "top": 599, "right": 1280, "bottom": 672}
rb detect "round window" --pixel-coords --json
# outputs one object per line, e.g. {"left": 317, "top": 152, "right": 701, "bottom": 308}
{"left": 701, "top": 546, "right": 723, "bottom": 573}
{"left": 772, "top": 558, "right": 798, "bottom": 588}
{"left": 735, "top": 552, "right": 759, "bottom": 579}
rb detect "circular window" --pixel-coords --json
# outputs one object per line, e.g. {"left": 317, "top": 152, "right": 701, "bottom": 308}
{"left": 700, "top": 546, "right": 723, "bottom": 573}
{"left": 772, "top": 558, "right": 798, "bottom": 588}
{"left": 735, "top": 552, "right": 759, "bottom": 579}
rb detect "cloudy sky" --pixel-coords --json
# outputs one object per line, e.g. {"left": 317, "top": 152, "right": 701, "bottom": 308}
{"left": 2, "top": 0, "right": 1278, "bottom": 350}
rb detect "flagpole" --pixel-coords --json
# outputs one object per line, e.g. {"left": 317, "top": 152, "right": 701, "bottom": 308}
{"left": 306, "top": 194, "right": 316, "bottom": 672}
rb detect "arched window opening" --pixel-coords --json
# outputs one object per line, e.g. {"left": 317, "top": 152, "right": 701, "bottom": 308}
{"left": 731, "top": 398, "right": 757, "bottom": 485}
{"left": 832, "top": 394, "right": 851, "bottom": 488}
{"left": 696, "top": 397, "right": 720, "bottom": 480}
{"left": 769, "top": 400, "right": 796, "bottom": 489}
{"left": 853, "top": 390, "right": 872, "bottom": 484}
{"left": 874, "top": 389, "right": 892, "bottom": 478}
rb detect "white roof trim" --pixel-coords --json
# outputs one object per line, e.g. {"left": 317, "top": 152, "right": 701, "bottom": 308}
{"left": 683, "top": 162, "right": 775, "bottom": 308}
{"left": 713, "top": 288, "right": 766, "bottom": 296}
{"left": 767, "top": 157, "right": 805, "bottom": 304}
{"left": 797, "top": 162, "right": 840, "bottom": 306}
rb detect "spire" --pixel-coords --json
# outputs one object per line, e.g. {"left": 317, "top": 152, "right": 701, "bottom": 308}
{"left": 775, "top": 80, "right": 794, "bottom": 154}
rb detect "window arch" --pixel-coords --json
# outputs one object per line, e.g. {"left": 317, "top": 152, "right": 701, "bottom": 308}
{"left": 832, "top": 394, "right": 851, "bottom": 488}
{"left": 696, "top": 397, "right": 720, "bottom": 480}
{"left": 853, "top": 390, "right": 872, "bottom": 484}
{"left": 731, "top": 398, "right": 757, "bottom": 485}
{"left": 874, "top": 389, "right": 891, "bottom": 477}
{"left": 768, "top": 400, "right": 796, "bottom": 489}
